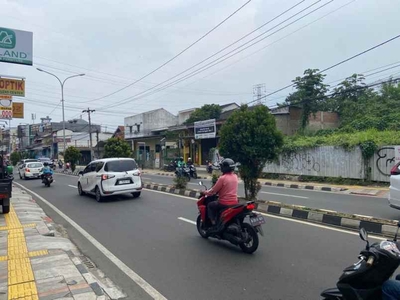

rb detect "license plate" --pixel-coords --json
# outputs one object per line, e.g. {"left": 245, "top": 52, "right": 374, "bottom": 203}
{"left": 33, "top": 173, "right": 39, "bottom": 176}
{"left": 250, "top": 215, "right": 265, "bottom": 226}
{"left": 118, "top": 180, "right": 131, "bottom": 185}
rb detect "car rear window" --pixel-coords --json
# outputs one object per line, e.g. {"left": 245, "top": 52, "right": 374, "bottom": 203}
{"left": 27, "top": 163, "right": 43, "bottom": 168}
{"left": 104, "top": 160, "right": 138, "bottom": 172}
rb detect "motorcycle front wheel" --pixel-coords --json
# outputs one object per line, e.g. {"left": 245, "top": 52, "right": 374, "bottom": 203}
{"left": 196, "top": 215, "right": 208, "bottom": 239}
{"left": 239, "top": 223, "right": 259, "bottom": 254}
{"left": 192, "top": 172, "right": 198, "bottom": 179}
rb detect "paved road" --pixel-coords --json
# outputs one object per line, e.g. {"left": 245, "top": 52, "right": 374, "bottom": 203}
{"left": 142, "top": 173, "right": 399, "bottom": 220}
{"left": 14, "top": 173, "right": 388, "bottom": 299}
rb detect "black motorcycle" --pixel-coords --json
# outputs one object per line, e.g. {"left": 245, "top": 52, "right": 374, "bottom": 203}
{"left": 189, "top": 164, "right": 197, "bottom": 179}
{"left": 175, "top": 165, "right": 191, "bottom": 181}
{"left": 321, "top": 224, "right": 400, "bottom": 299}
{"left": 164, "top": 160, "right": 177, "bottom": 172}
{"left": 42, "top": 173, "right": 53, "bottom": 187}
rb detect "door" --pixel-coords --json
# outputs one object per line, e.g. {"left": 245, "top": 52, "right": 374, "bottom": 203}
{"left": 80, "top": 164, "right": 93, "bottom": 192}
{"left": 87, "top": 162, "right": 104, "bottom": 192}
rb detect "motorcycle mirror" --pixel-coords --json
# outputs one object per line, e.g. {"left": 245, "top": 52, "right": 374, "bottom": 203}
{"left": 198, "top": 181, "right": 203, "bottom": 186}
{"left": 359, "top": 228, "right": 368, "bottom": 241}
{"left": 394, "top": 222, "right": 400, "bottom": 242}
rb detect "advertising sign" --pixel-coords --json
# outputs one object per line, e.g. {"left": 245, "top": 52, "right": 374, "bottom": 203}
{"left": 0, "top": 27, "right": 33, "bottom": 65}
{"left": 0, "top": 105, "right": 12, "bottom": 119}
{"left": 12, "top": 102, "right": 23, "bottom": 118}
{"left": 0, "top": 78, "right": 25, "bottom": 96}
{"left": 194, "top": 119, "right": 216, "bottom": 139}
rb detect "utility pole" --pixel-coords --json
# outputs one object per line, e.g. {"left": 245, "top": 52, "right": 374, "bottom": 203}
{"left": 253, "top": 83, "right": 266, "bottom": 105}
{"left": 82, "top": 108, "right": 95, "bottom": 161}
{"left": 96, "top": 130, "right": 100, "bottom": 159}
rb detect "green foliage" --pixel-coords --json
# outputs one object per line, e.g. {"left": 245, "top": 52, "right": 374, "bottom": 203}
{"left": 219, "top": 104, "right": 283, "bottom": 200}
{"left": 10, "top": 152, "right": 21, "bottom": 166}
{"left": 282, "top": 69, "right": 328, "bottom": 129}
{"left": 283, "top": 129, "right": 400, "bottom": 155}
{"left": 173, "top": 176, "right": 188, "bottom": 189}
{"left": 64, "top": 146, "right": 82, "bottom": 172}
{"left": 211, "top": 173, "right": 220, "bottom": 186}
{"left": 104, "top": 138, "right": 131, "bottom": 158}
{"left": 184, "top": 104, "right": 222, "bottom": 124}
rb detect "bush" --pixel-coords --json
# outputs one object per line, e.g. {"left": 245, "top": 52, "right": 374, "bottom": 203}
{"left": 64, "top": 146, "right": 82, "bottom": 172}
{"left": 10, "top": 152, "right": 21, "bottom": 166}
{"left": 173, "top": 176, "right": 188, "bottom": 189}
{"left": 211, "top": 173, "right": 220, "bottom": 186}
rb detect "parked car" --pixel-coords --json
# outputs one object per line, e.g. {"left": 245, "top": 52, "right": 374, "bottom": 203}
{"left": 19, "top": 162, "right": 44, "bottom": 180}
{"left": 77, "top": 158, "right": 142, "bottom": 202}
{"left": 389, "top": 162, "right": 400, "bottom": 209}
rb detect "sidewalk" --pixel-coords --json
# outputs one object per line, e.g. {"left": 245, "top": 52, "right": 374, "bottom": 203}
{"left": 141, "top": 168, "right": 389, "bottom": 197}
{"left": 0, "top": 186, "right": 125, "bottom": 300}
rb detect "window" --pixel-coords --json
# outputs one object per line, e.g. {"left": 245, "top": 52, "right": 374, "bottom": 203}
{"left": 129, "top": 126, "right": 133, "bottom": 133}
{"left": 95, "top": 162, "right": 104, "bottom": 172}
{"left": 83, "top": 164, "right": 92, "bottom": 174}
{"left": 27, "top": 163, "right": 43, "bottom": 168}
{"left": 104, "top": 160, "right": 138, "bottom": 172}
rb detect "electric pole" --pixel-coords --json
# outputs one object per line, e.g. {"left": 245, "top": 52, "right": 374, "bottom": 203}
{"left": 82, "top": 108, "right": 95, "bottom": 161}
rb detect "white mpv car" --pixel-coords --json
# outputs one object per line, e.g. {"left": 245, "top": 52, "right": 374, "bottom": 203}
{"left": 78, "top": 158, "right": 142, "bottom": 202}
{"left": 389, "top": 162, "right": 400, "bottom": 209}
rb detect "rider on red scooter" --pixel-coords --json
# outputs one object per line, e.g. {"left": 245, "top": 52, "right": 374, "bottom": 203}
{"left": 203, "top": 158, "right": 239, "bottom": 226}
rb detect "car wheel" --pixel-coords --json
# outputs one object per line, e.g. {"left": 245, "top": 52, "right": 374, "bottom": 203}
{"left": 132, "top": 192, "right": 141, "bottom": 199}
{"left": 19, "top": 172, "right": 22, "bottom": 179}
{"left": 2, "top": 204, "right": 10, "bottom": 214}
{"left": 23, "top": 174, "right": 27, "bottom": 180}
{"left": 95, "top": 187, "right": 103, "bottom": 202}
{"left": 78, "top": 183, "right": 85, "bottom": 196}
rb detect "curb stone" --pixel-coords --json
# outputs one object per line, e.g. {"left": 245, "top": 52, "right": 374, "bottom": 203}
{"left": 143, "top": 182, "right": 398, "bottom": 237}
{"left": 263, "top": 181, "right": 347, "bottom": 192}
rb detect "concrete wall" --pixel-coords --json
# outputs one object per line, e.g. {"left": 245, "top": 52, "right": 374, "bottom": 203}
{"left": 125, "top": 109, "right": 178, "bottom": 139}
{"left": 178, "top": 109, "right": 195, "bottom": 125}
{"left": 308, "top": 111, "right": 340, "bottom": 131}
{"left": 263, "top": 146, "right": 399, "bottom": 182}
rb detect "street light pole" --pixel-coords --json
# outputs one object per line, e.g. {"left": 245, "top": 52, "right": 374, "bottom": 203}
{"left": 36, "top": 68, "right": 85, "bottom": 167}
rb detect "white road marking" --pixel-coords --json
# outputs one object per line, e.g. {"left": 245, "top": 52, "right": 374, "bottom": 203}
{"left": 141, "top": 177, "right": 152, "bottom": 180}
{"left": 178, "top": 217, "right": 196, "bottom": 225}
{"left": 145, "top": 189, "right": 385, "bottom": 241}
{"left": 68, "top": 185, "right": 78, "bottom": 189}
{"left": 14, "top": 181, "right": 168, "bottom": 300}
{"left": 260, "top": 191, "right": 308, "bottom": 199}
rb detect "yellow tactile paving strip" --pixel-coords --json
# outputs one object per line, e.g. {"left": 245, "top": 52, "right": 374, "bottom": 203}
{"left": 4, "top": 206, "right": 41, "bottom": 300}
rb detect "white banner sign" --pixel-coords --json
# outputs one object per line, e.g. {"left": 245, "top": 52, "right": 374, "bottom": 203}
{"left": 0, "top": 27, "right": 33, "bottom": 65}
{"left": 194, "top": 119, "right": 216, "bottom": 139}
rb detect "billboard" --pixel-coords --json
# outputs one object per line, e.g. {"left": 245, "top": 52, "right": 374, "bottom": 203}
{"left": 0, "top": 105, "right": 12, "bottom": 119}
{"left": 12, "top": 102, "right": 24, "bottom": 118}
{"left": 194, "top": 119, "right": 216, "bottom": 139}
{"left": 0, "top": 78, "right": 25, "bottom": 96}
{"left": 0, "top": 27, "right": 33, "bottom": 66}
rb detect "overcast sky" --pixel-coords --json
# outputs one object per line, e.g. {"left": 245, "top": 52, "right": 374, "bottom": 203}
{"left": 1, "top": 0, "right": 399, "bottom": 132}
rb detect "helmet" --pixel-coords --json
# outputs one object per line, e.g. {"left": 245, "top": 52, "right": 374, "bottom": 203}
{"left": 188, "top": 157, "right": 192, "bottom": 161}
{"left": 43, "top": 162, "right": 49, "bottom": 166}
{"left": 180, "top": 157, "right": 184, "bottom": 161}
{"left": 219, "top": 158, "right": 235, "bottom": 174}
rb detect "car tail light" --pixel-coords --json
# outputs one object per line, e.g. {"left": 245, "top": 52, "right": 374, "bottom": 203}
{"left": 246, "top": 203, "right": 255, "bottom": 210}
{"left": 133, "top": 170, "right": 141, "bottom": 176}
{"left": 101, "top": 174, "right": 115, "bottom": 180}
{"left": 25, "top": 168, "right": 30, "bottom": 172}
{"left": 391, "top": 163, "right": 400, "bottom": 175}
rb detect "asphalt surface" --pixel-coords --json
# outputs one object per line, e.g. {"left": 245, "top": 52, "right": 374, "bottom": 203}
{"left": 142, "top": 173, "right": 399, "bottom": 220}
{"left": 13, "top": 173, "right": 389, "bottom": 300}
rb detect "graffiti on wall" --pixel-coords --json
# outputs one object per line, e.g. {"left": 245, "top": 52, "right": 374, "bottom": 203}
{"left": 281, "top": 153, "right": 321, "bottom": 172}
{"left": 376, "top": 147, "right": 395, "bottom": 176}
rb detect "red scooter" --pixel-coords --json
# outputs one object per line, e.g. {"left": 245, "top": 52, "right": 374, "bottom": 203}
{"left": 196, "top": 181, "right": 265, "bottom": 254}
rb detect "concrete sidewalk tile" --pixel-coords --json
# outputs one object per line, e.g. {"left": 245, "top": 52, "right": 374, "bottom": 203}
{"left": 73, "top": 292, "right": 97, "bottom": 300}
{"left": 26, "top": 236, "right": 77, "bottom": 252}
{"left": 36, "top": 276, "right": 70, "bottom": 299}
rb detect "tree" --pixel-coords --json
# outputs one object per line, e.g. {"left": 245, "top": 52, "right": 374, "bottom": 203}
{"left": 10, "top": 152, "right": 21, "bottom": 166}
{"left": 184, "top": 104, "right": 222, "bottom": 124}
{"left": 219, "top": 104, "right": 283, "bottom": 200}
{"left": 104, "top": 138, "right": 131, "bottom": 158}
{"left": 64, "top": 146, "right": 82, "bottom": 172}
{"left": 283, "top": 69, "right": 328, "bottom": 129}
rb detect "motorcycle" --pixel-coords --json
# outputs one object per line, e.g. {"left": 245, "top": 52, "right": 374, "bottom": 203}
{"left": 196, "top": 181, "right": 265, "bottom": 254}
{"left": 42, "top": 173, "right": 53, "bottom": 187}
{"left": 321, "top": 224, "right": 400, "bottom": 299}
{"left": 164, "top": 160, "right": 177, "bottom": 172}
{"left": 189, "top": 164, "right": 197, "bottom": 179}
{"left": 206, "top": 160, "right": 213, "bottom": 174}
{"left": 175, "top": 165, "right": 191, "bottom": 181}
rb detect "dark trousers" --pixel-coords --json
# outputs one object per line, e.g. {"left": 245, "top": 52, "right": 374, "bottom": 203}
{"left": 207, "top": 201, "right": 227, "bottom": 223}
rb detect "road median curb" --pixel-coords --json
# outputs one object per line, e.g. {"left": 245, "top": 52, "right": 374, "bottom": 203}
{"left": 263, "top": 181, "right": 347, "bottom": 192}
{"left": 143, "top": 182, "right": 397, "bottom": 237}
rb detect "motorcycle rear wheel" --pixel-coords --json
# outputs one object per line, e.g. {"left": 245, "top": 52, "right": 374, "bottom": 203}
{"left": 196, "top": 215, "right": 208, "bottom": 239}
{"left": 239, "top": 223, "right": 259, "bottom": 254}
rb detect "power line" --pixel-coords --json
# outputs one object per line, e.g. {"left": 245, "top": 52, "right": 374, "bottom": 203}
{"left": 96, "top": 0, "right": 331, "bottom": 111}
{"left": 86, "top": 0, "right": 253, "bottom": 103}
{"left": 249, "top": 33, "right": 400, "bottom": 106}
